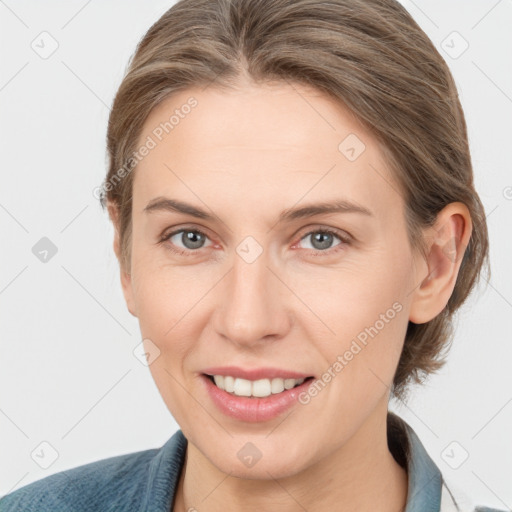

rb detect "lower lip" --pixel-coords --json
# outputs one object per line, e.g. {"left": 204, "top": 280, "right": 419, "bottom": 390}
{"left": 201, "top": 374, "right": 314, "bottom": 423}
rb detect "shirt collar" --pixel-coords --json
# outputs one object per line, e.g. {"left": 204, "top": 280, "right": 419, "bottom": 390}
{"left": 388, "top": 411, "right": 443, "bottom": 511}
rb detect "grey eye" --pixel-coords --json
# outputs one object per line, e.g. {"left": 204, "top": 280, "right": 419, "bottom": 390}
{"left": 169, "top": 230, "right": 210, "bottom": 250}
{"left": 300, "top": 231, "right": 342, "bottom": 251}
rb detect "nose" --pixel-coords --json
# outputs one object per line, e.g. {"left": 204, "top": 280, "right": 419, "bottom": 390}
{"left": 213, "top": 245, "right": 291, "bottom": 348}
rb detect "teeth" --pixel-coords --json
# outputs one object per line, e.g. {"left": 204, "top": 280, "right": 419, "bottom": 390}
{"left": 284, "top": 378, "right": 296, "bottom": 390}
{"left": 224, "top": 376, "right": 235, "bottom": 393}
{"left": 271, "top": 378, "right": 285, "bottom": 394}
{"left": 252, "top": 379, "right": 271, "bottom": 397}
{"left": 233, "top": 378, "right": 252, "bottom": 397}
{"left": 211, "top": 375, "right": 306, "bottom": 398}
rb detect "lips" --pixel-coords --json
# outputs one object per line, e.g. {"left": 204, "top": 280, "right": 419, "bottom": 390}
{"left": 201, "top": 365, "right": 313, "bottom": 381}
{"left": 201, "top": 373, "right": 315, "bottom": 422}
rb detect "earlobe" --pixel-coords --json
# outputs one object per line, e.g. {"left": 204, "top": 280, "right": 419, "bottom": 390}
{"left": 409, "top": 202, "right": 472, "bottom": 324}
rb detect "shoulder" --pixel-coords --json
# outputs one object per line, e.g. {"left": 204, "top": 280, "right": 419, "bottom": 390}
{"left": 473, "top": 508, "right": 508, "bottom": 512}
{"left": 442, "top": 477, "right": 507, "bottom": 512}
{"left": 388, "top": 413, "right": 506, "bottom": 512}
{"left": 0, "top": 445, "right": 160, "bottom": 512}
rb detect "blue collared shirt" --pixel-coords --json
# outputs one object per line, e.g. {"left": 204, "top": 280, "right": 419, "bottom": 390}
{"left": 0, "top": 412, "right": 505, "bottom": 511}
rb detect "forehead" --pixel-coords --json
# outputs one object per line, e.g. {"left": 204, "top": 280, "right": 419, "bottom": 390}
{"left": 132, "top": 82, "right": 403, "bottom": 221}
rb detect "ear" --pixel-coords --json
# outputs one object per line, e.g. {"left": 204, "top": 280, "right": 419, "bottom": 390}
{"left": 409, "top": 202, "right": 472, "bottom": 324}
{"left": 107, "top": 202, "right": 138, "bottom": 318}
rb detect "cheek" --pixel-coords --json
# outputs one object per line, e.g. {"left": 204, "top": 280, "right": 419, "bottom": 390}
{"left": 129, "top": 246, "right": 221, "bottom": 373}
{"left": 302, "top": 247, "right": 411, "bottom": 334}
{"left": 300, "top": 246, "right": 412, "bottom": 385}
{"left": 130, "top": 241, "right": 196, "bottom": 323}
{"left": 300, "top": 272, "right": 409, "bottom": 438}
{"left": 129, "top": 260, "right": 202, "bottom": 425}
{"left": 129, "top": 252, "right": 187, "bottom": 353}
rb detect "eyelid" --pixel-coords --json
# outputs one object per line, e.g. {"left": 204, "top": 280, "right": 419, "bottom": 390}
{"left": 295, "top": 224, "right": 353, "bottom": 243}
{"left": 159, "top": 224, "right": 212, "bottom": 242}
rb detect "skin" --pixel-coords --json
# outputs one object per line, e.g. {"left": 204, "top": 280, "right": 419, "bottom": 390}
{"left": 109, "top": 80, "right": 472, "bottom": 512}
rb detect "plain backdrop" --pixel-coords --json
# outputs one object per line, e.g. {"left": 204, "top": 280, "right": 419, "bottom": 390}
{"left": 0, "top": 0, "right": 511, "bottom": 508}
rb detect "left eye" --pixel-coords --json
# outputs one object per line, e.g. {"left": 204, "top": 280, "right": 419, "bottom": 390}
{"left": 297, "top": 230, "right": 346, "bottom": 251}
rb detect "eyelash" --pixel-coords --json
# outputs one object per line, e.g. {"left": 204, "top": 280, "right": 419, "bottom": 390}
{"left": 159, "top": 226, "right": 351, "bottom": 257}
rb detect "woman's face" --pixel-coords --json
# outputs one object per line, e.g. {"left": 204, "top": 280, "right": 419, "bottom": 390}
{"left": 120, "top": 81, "right": 425, "bottom": 478}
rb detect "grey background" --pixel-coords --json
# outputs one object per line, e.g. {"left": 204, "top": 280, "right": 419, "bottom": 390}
{"left": 0, "top": 0, "right": 511, "bottom": 508}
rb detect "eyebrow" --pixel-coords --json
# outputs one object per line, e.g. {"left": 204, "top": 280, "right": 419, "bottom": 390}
{"left": 143, "top": 196, "right": 373, "bottom": 222}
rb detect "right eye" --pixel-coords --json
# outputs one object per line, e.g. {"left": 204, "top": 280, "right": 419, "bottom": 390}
{"left": 160, "top": 228, "right": 213, "bottom": 255}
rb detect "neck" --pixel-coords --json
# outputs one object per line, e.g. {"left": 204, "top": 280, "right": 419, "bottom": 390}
{"left": 173, "top": 405, "right": 408, "bottom": 512}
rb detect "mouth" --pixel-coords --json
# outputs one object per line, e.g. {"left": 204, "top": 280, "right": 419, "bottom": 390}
{"left": 203, "top": 373, "right": 315, "bottom": 399}
{"left": 201, "top": 370, "right": 317, "bottom": 422}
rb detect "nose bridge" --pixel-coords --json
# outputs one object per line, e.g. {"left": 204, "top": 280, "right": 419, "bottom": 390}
{"left": 215, "top": 240, "right": 289, "bottom": 345}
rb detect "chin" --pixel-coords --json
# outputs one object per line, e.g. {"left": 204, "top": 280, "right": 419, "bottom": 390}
{"left": 228, "top": 459, "right": 303, "bottom": 481}
{"left": 204, "top": 440, "right": 308, "bottom": 481}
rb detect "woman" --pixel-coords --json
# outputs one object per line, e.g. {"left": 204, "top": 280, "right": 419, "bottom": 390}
{"left": 1, "top": 0, "right": 504, "bottom": 510}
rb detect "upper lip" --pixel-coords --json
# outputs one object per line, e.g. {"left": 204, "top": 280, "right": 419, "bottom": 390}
{"left": 202, "top": 366, "right": 313, "bottom": 381}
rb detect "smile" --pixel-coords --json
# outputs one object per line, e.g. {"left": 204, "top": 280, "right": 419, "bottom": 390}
{"left": 207, "top": 374, "right": 308, "bottom": 398}
{"left": 201, "top": 373, "right": 316, "bottom": 422}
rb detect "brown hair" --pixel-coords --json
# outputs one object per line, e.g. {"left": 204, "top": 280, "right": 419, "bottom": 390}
{"left": 100, "top": 0, "right": 490, "bottom": 400}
